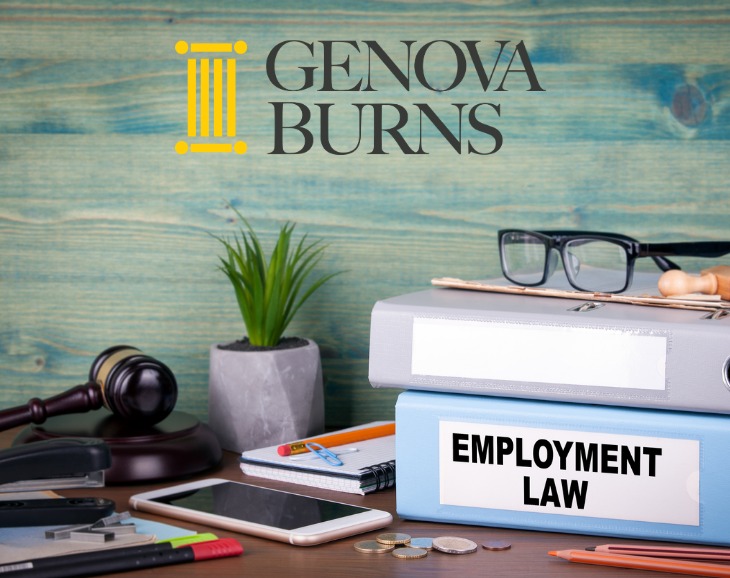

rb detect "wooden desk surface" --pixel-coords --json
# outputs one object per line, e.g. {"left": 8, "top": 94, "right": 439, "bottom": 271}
{"left": 1, "top": 428, "right": 687, "bottom": 577}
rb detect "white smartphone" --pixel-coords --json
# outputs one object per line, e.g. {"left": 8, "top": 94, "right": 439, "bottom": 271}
{"left": 129, "top": 477, "right": 393, "bottom": 546}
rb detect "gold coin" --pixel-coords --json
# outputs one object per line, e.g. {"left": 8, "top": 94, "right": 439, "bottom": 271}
{"left": 392, "top": 547, "right": 428, "bottom": 559}
{"left": 408, "top": 537, "right": 433, "bottom": 550}
{"left": 482, "top": 540, "right": 512, "bottom": 551}
{"left": 376, "top": 532, "right": 411, "bottom": 545}
{"left": 353, "top": 540, "right": 395, "bottom": 554}
{"left": 432, "top": 536, "right": 478, "bottom": 554}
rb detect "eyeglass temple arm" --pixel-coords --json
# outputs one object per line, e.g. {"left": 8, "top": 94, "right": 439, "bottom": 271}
{"left": 641, "top": 242, "right": 730, "bottom": 271}
{"left": 650, "top": 256, "right": 681, "bottom": 271}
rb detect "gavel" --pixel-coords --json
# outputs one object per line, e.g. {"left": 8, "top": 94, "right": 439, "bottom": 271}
{"left": 0, "top": 346, "right": 178, "bottom": 433}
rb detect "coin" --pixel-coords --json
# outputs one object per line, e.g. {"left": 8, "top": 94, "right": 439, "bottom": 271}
{"left": 353, "top": 540, "right": 395, "bottom": 554}
{"left": 408, "top": 537, "right": 433, "bottom": 550}
{"left": 432, "top": 536, "right": 478, "bottom": 554}
{"left": 392, "top": 547, "right": 428, "bottom": 560}
{"left": 482, "top": 540, "right": 512, "bottom": 551}
{"left": 376, "top": 532, "right": 411, "bottom": 545}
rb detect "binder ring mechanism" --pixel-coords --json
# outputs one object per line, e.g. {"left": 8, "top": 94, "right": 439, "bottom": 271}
{"left": 305, "top": 443, "right": 343, "bottom": 466}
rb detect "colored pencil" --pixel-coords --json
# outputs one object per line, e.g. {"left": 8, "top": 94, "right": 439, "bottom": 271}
{"left": 590, "top": 544, "right": 730, "bottom": 561}
{"left": 277, "top": 423, "right": 395, "bottom": 456}
{"left": 550, "top": 549, "right": 730, "bottom": 577}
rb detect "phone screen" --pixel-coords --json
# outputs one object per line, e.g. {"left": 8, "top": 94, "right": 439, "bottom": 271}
{"left": 148, "top": 482, "right": 370, "bottom": 530}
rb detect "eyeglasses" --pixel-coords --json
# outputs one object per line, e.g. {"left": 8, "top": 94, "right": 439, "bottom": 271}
{"left": 498, "top": 229, "right": 730, "bottom": 294}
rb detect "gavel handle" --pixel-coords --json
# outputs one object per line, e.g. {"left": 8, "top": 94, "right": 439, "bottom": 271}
{"left": 0, "top": 382, "right": 105, "bottom": 433}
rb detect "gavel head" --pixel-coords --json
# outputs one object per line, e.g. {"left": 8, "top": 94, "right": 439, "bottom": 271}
{"left": 88, "top": 346, "right": 178, "bottom": 424}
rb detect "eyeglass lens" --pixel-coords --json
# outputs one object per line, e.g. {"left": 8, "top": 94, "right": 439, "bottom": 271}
{"left": 501, "top": 232, "right": 630, "bottom": 292}
{"left": 564, "top": 238, "right": 629, "bottom": 292}
{"left": 500, "top": 232, "right": 547, "bottom": 285}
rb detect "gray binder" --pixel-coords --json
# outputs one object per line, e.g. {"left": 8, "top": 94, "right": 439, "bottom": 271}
{"left": 369, "top": 275, "right": 730, "bottom": 414}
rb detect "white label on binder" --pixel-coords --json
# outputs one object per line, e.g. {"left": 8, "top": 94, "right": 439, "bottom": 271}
{"left": 439, "top": 420, "right": 700, "bottom": 526}
{"left": 412, "top": 317, "right": 667, "bottom": 390}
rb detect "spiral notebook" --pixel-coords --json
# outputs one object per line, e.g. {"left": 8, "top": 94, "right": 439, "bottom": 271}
{"left": 239, "top": 422, "right": 395, "bottom": 495}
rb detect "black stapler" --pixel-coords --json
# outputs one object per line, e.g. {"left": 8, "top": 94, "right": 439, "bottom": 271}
{"left": 0, "top": 438, "right": 115, "bottom": 526}
{"left": 0, "top": 438, "right": 112, "bottom": 492}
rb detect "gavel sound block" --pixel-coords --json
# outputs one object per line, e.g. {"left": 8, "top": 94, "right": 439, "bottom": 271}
{"left": 4, "top": 346, "right": 221, "bottom": 483}
{"left": 13, "top": 410, "right": 222, "bottom": 484}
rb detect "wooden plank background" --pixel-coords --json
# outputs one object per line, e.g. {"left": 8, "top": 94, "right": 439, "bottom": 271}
{"left": 0, "top": 1, "right": 728, "bottom": 429}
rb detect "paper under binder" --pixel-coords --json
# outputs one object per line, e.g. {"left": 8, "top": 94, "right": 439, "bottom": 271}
{"left": 369, "top": 274, "right": 730, "bottom": 414}
{"left": 395, "top": 390, "right": 730, "bottom": 546}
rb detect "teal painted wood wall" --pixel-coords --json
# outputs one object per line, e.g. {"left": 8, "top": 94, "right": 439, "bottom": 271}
{"left": 1, "top": 1, "right": 728, "bottom": 428}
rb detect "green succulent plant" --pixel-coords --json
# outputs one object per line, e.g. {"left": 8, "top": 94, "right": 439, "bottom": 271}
{"left": 214, "top": 207, "right": 342, "bottom": 348}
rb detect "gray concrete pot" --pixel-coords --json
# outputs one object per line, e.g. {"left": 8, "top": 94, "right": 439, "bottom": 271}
{"left": 207, "top": 339, "right": 325, "bottom": 453}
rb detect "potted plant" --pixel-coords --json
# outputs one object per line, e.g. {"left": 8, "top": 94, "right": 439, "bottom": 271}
{"left": 207, "top": 207, "right": 342, "bottom": 453}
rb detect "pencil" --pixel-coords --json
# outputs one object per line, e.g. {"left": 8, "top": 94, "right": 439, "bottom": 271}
{"left": 590, "top": 544, "right": 730, "bottom": 561}
{"left": 549, "top": 549, "right": 730, "bottom": 577}
{"left": 277, "top": 423, "right": 395, "bottom": 456}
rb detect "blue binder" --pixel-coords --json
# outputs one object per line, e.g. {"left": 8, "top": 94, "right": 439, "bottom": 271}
{"left": 396, "top": 390, "right": 730, "bottom": 545}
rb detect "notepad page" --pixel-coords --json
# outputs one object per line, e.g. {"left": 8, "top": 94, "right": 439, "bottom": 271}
{"left": 239, "top": 463, "right": 365, "bottom": 494}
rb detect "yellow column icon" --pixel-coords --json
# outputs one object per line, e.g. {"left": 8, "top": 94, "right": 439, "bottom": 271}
{"left": 175, "top": 40, "right": 247, "bottom": 155}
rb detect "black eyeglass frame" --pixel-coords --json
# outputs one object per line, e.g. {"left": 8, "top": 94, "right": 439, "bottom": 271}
{"left": 498, "top": 229, "right": 730, "bottom": 294}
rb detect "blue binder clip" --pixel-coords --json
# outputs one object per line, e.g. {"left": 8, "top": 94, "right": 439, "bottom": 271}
{"left": 304, "top": 442, "right": 343, "bottom": 466}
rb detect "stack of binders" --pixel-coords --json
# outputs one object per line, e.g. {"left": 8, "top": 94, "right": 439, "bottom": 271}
{"left": 368, "top": 275, "right": 730, "bottom": 546}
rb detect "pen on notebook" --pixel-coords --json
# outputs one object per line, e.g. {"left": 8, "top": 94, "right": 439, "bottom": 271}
{"left": 0, "top": 537, "right": 241, "bottom": 578}
{"left": 588, "top": 544, "right": 730, "bottom": 561}
{"left": 277, "top": 422, "right": 395, "bottom": 456}
{"left": 549, "top": 549, "right": 730, "bottom": 577}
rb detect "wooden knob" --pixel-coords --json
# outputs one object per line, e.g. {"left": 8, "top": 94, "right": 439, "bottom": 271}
{"left": 658, "top": 269, "right": 718, "bottom": 297}
{"left": 702, "top": 266, "right": 730, "bottom": 300}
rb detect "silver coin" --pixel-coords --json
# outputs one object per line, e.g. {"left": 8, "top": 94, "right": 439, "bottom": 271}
{"left": 392, "top": 547, "right": 428, "bottom": 559}
{"left": 408, "top": 537, "right": 433, "bottom": 550}
{"left": 432, "top": 536, "right": 478, "bottom": 554}
{"left": 353, "top": 540, "right": 395, "bottom": 554}
{"left": 376, "top": 532, "right": 411, "bottom": 545}
{"left": 482, "top": 540, "right": 512, "bottom": 551}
